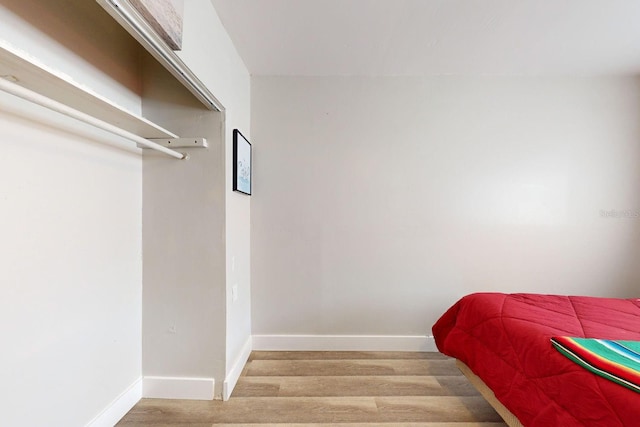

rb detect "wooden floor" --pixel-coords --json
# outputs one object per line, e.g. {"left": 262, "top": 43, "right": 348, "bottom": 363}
{"left": 118, "top": 351, "right": 507, "bottom": 426}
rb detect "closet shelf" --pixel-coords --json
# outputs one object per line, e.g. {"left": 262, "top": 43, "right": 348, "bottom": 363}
{"left": 0, "top": 40, "right": 177, "bottom": 140}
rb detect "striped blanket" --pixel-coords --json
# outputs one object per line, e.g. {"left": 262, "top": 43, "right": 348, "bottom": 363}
{"left": 551, "top": 337, "right": 640, "bottom": 393}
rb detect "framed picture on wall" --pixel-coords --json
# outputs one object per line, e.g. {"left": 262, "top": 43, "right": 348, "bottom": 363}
{"left": 233, "top": 129, "right": 252, "bottom": 195}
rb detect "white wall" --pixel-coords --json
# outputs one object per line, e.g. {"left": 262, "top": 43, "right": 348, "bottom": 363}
{"left": 177, "top": 0, "right": 252, "bottom": 388}
{"left": 0, "top": 1, "right": 145, "bottom": 425}
{"left": 0, "top": 0, "right": 251, "bottom": 423}
{"left": 0, "top": 76, "right": 142, "bottom": 427}
{"left": 141, "top": 55, "right": 225, "bottom": 395}
{"left": 251, "top": 76, "right": 640, "bottom": 342}
{"left": 138, "top": 0, "right": 251, "bottom": 399}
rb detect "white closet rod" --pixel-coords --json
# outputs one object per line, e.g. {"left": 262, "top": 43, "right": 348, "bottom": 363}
{"left": 0, "top": 77, "right": 185, "bottom": 160}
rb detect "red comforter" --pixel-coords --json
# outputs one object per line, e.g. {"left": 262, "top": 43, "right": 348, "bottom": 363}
{"left": 432, "top": 293, "right": 640, "bottom": 426}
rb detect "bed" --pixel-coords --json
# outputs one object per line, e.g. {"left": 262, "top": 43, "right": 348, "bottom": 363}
{"left": 432, "top": 293, "right": 640, "bottom": 426}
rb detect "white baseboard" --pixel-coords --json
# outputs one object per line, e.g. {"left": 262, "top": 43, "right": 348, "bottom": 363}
{"left": 252, "top": 334, "right": 437, "bottom": 352}
{"left": 86, "top": 378, "right": 142, "bottom": 427}
{"left": 223, "top": 335, "right": 253, "bottom": 401}
{"left": 142, "top": 376, "right": 215, "bottom": 400}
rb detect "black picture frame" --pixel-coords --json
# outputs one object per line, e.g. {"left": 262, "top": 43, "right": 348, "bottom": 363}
{"left": 233, "top": 129, "right": 252, "bottom": 195}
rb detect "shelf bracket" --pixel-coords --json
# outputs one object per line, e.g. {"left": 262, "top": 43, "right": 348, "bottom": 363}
{"left": 147, "top": 138, "right": 208, "bottom": 148}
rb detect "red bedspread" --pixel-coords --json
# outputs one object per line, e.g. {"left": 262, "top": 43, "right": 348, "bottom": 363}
{"left": 432, "top": 293, "right": 640, "bottom": 426}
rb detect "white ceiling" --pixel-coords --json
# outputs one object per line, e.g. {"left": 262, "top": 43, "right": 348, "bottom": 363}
{"left": 210, "top": 0, "right": 640, "bottom": 76}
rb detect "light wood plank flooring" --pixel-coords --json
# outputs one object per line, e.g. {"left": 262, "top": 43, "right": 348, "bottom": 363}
{"left": 118, "top": 351, "right": 507, "bottom": 426}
